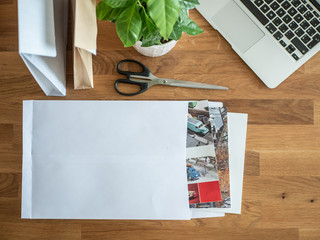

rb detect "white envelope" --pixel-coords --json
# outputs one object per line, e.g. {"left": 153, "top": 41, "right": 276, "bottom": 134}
{"left": 18, "top": 0, "right": 68, "bottom": 96}
{"left": 22, "top": 100, "right": 190, "bottom": 220}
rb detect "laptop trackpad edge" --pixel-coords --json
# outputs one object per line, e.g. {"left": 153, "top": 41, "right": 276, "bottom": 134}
{"left": 212, "top": 1, "right": 264, "bottom": 53}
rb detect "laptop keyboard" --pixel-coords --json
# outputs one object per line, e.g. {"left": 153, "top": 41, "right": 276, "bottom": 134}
{"left": 241, "top": 0, "right": 320, "bottom": 61}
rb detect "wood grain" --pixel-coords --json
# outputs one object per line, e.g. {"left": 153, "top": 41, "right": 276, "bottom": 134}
{"left": 244, "top": 151, "right": 260, "bottom": 177}
{"left": 0, "top": 173, "right": 19, "bottom": 198}
{"left": 0, "top": 1, "right": 320, "bottom": 239}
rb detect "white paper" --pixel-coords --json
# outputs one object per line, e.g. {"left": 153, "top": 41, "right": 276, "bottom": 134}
{"left": 22, "top": 100, "right": 190, "bottom": 220}
{"left": 18, "top": 0, "right": 68, "bottom": 96}
{"left": 191, "top": 210, "right": 225, "bottom": 218}
{"left": 191, "top": 112, "right": 248, "bottom": 217}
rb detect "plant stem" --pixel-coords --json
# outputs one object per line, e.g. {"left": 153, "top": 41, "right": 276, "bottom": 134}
{"left": 137, "top": 0, "right": 147, "bottom": 15}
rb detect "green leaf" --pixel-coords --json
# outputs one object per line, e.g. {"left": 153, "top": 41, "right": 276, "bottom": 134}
{"left": 180, "top": 17, "right": 203, "bottom": 35}
{"left": 141, "top": 10, "right": 157, "bottom": 34}
{"left": 107, "top": 8, "right": 125, "bottom": 22}
{"left": 141, "top": 31, "right": 162, "bottom": 47}
{"left": 96, "top": 1, "right": 111, "bottom": 20}
{"left": 115, "top": 3, "right": 142, "bottom": 47}
{"left": 96, "top": 2, "right": 124, "bottom": 22}
{"left": 141, "top": 10, "right": 162, "bottom": 47}
{"left": 179, "top": 5, "right": 189, "bottom": 21}
{"left": 169, "top": 21, "right": 182, "bottom": 40}
{"left": 178, "top": 5, "right": 203, "bottom": 35}
{"left": 179, "top": 0, "right": 199, "bottom": 9}
{"left": 141, "top": 34, "right": 162, "bottom": 47}
{"left": 147, "top": 0, "right": 180, "bottom": 40}
{"left": 103, "top": 0, "right": 136, "bottom": 8}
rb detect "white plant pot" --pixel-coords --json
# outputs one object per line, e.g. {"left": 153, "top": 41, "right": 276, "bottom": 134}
{"left": 133, "top": 40, "right": 177, "bottom": 57}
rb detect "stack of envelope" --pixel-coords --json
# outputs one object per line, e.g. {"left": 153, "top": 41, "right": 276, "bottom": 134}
{"left": 22, "top": 100, "right": 247, "bottom": 220}
{"left": 18, "top": 0, "right": 97, "bottom": 96}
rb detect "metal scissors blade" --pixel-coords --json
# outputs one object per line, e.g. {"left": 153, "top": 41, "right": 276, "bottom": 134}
{"left": 130, "top": 75, "right": 228, "bottom": 90}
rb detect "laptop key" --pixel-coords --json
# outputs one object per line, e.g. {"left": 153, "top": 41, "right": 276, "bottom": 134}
{"left": 313, "top": 11, "right": 320, "bottom": 18}
{"left": 292, "top": 53, "right": 300, "bottom": 60}
{"left": 265, "top": 0, "right": 273, "bottom": 4}
{"left": 286, "top": 44, "right": 296, "bottom": 53}
{"left": 292, "top": 37, "right": 309, "bottom": 54}
{"left": 270, "top": 2, "right": 280, "bottom": 10}
{"left": 267, "top": 11, "right": 276, "bottom": 19}
{"left": 317, "top": 25, "right": 320, "bottom": 32}
{"left": 261, "top": 4, "right": 270, "bottom": 13}
{"left": 289, "top": 21, "right": 298, "bottom": 30}
{"left": 285, "top": 30, "right": 295, "bottom": 39}
{"left": 279, "top": 24, "right": 289, "bottom": 32}
{"left": 304, "top": 11, "right": 314, "bottom": 20}
{"left": 307, "top": 34, "right": 320, "bottom": 49}
{"left": 280, "top": 40, "right": 287, "bottom": 46}
{"left": 306, "top": 4, "right": 313, "bottom": 11}
{"left": 300, "top": 20, "right": 310, "bottom": 30}
{"left": 241, "top": 0, "right": 269, "bottom": 25}
{"left": 294, "top": 14, "right": 303, "bottom": 23}
{"left": 307, "top": 27, "right": 316, "bottom": 36}
{"left": 310, "top": 18, "right": 320, "bottom": 27}
{"left": 277, "top": 0, "right": 284, "bottom": 3}
{"left": 298, "top": 5, "right": 307, "bottom": 14}
{"left": 273, "top": 17, "right": 283, "bottom": 26}
{"left": 291, "top": 0, "right": 301, "bottom": 7}
{"left": 266, "top": 23, "right": 277, "bottom": 33}
{"left": 276, "top": 8, "right": 286, "bottom": 17}
{"left": 274, "top": 31, "right": 284, "bottom": 40}
{"left": 295, "top": 27, "right": 305, "bottom": 37}
{"left": 288, "top": 7, "right": 298, "bottom": 16}
{"left": 283, "top": 14, "right": 292, "bottom": 24}
{"left": 281, "top": 1, "right": 291, "bottom": 10}
{"left": 301, "top": 34, "right": 311, "bottom": 43}
{"left": 254, "top": 0, "right": 264, "bottom": 7}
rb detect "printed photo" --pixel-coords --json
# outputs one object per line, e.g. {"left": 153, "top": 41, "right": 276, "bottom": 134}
{"left": 186, "top": 156, "right": 219, "bottom": 184}
{"left": 188, "top": 183, "right": 200, "bottom": 204}
{"left": 209, "top": 107, "right": 228, "bottom": 148}
{"left": 187, "top": 101, "right": 214, "bottom": 148}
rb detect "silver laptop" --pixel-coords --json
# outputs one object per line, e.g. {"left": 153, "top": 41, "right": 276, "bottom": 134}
{"left": 197, "top": 0, "right": 320, "bottom": 88}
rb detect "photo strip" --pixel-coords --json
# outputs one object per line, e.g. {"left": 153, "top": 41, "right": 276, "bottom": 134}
{"left": 190, "top": 105, "right": 231, "bottom": 208}
{"left": 186, "top": 101, "right": 221, "bottom": 205}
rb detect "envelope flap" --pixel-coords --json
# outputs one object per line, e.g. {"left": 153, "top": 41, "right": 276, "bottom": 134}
{"left": 18, "top": 0, "right": 57, "bottom": 57}
{"left": 74, "top": 0, "right": 97, "bottom": 52}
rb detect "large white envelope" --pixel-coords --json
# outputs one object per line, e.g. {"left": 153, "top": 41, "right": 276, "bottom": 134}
{"left": 18, "top": 0, "right": 68, "bottom": 96}
{"left": 22, "top": 101, "right": 190, "bottom": 220}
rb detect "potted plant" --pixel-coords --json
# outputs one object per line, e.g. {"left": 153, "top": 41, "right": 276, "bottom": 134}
{"left": 96, "top": 0, "right": 204, "bottom": 57}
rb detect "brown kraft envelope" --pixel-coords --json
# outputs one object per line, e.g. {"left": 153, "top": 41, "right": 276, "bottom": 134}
{"left": 72, "top": 0, "right": 97, "bottom": 89}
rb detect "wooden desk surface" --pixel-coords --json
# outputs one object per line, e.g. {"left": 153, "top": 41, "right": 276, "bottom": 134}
{"left": 1, "top": 1, "right": 320, "bottom": 239}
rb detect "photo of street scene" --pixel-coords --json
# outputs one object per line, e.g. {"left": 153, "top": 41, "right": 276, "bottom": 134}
{"left": 186, "top": 156, "right": 219, "bottom": 184}
{"left": 187, "top": 101, "right": 214, "bottom": 148}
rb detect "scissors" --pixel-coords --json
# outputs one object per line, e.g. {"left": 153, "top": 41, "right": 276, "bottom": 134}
{"left": 114, "top": 59, "right": 228, "bottom": 96}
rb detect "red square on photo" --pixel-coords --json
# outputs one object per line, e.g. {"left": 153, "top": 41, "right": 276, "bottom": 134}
{"left": 188, "top": 183, "right": 200, "bottom": 204}
{"left": 198, "top": 181, "right": 221, "bottom": 203}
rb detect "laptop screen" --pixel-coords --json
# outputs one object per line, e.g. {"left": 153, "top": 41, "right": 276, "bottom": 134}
{"left": 311, "top": 0, "right": 320, "bottom": 11}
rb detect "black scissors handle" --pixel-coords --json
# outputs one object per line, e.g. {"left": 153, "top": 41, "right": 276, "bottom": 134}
{"left": 115, "top": 59, "right": 151, "bottom": 96}
{"left": 114, "top": 79, "right": 149, "bottom": 96}
{"left": 117, "top": 59, "right": 151, "bottom": 77}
